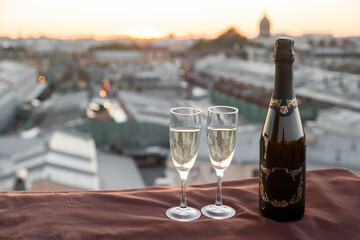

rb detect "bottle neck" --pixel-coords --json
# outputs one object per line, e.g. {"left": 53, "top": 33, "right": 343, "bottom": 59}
{"left": 272, "top": 61, "right": 294, "bottom": 100}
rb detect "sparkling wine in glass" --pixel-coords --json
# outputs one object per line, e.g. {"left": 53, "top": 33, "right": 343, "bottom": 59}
{"left": 201, "top": 106, "right": 238, "bottom": 219}
{"left": 166, "top": 107, "right": 201, "bottom": 221}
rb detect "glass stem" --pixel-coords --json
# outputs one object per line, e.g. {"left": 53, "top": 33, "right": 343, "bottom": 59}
{"left": 180, "top": 178, "right": 187, "bottom": 208}
{"left": 215, "top": 174, "right": 223, "bottom": 206}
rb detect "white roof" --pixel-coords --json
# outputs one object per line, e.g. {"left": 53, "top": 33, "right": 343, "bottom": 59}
{"left": 0, "top": 129, "right": 100, "bottom": 190}
{"left": 195, "top": 56, "right": 360, "bottom": 111}
{"left": 49, "top": 130, "right": 97, "bottom": 160}
{"left": 0, "top": 61, "right": 46, "bottom": 103}
{"left": 38, "top": 91, "right": 88, "bottom": 114}
{"left": 0, "top": 81, "right": 12, "bottom": 99}
{"left": 311, "top": 107, "right": 360, "bottom": 135}
{"left": 105, "top": 60, "right": 182, "bottom": 84}
{"left": 0, "top": 60, "right": 35, "bottom": 86}
{"left": 97, "top": 151, "right": 145, "bottom": 189}
{"left": 306, "top": 130, "right": 360, "bottom": 170}
{"left": 94, "top": 50, "right": 140, "bottom": 61}
{"left": 119, "top": 91, "right": 175, "bottom": 126}
{"left": 34, "top": 91, "right": 88, "bottom": 128}
{"left": 33, "top": 38, "right": 60, "bottom": 52}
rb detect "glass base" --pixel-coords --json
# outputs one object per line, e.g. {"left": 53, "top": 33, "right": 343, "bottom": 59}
{"left": 166, "top": 206, "right": 201, "bottom": 222}
{"left": 201, "top": 204, "right": 236, "bottom": 220}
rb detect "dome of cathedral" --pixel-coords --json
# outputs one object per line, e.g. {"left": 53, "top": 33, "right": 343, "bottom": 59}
{"left": 260, "top": 16, "right": 270, "bottom": 27}
{"left": 259, "top": 14, "right": 271, "bottom": 38}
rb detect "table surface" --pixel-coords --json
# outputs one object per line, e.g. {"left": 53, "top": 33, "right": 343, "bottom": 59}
{"left": 0, "top": 168, "right": 359, "bottom": 240}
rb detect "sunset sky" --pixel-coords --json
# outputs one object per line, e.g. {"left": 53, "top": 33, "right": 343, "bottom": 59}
{"left": 1, "top": 0, "right": 359, "bottom": 39}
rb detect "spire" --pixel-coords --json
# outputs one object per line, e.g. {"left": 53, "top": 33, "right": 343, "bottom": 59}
{"left": 259, "top": 12, "right": 271, "bottom": 38}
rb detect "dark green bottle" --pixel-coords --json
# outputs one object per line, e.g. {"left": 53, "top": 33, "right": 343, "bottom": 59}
{"left": 259, "top": 37, "right": 306, "bottom": 221}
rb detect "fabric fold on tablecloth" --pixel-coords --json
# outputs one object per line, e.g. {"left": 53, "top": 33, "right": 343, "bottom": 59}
{"left": 0, "top": 168, "right": 359, "bottom": 240}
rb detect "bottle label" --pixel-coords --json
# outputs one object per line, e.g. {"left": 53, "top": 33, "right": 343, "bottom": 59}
{"left": 269, "top": 98, "right": 297, "bottom": 116}
{"left": 260, "top": 160, "right": 305, "bottom": 208}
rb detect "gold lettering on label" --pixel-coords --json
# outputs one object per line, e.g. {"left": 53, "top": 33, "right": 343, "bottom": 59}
{"left": 260, "top": 164, "right": 303, "bottom": 208}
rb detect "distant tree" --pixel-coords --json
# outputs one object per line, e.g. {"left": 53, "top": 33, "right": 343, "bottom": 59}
{"left": 192, "top": 27, "right": 262, "bottom": 50}
{"left": 2, "top": 46, "right": 26, "bottom": 52}
{"left": 90, "top": 42, "right": 139, "bottom": 51}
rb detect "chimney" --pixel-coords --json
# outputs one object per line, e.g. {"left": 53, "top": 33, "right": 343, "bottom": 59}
{"left": 14, "top": 168, "right": 28, "bottom": 191}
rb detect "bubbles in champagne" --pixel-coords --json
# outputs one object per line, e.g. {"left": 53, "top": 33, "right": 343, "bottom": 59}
{"left": 170, "top": 128, "right": 200, "bottom": 172}
{"left": 207, "top": 126, "right": 237, "bottom": 170}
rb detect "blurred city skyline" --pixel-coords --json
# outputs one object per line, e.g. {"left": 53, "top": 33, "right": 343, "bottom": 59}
{"left": 0, "top": 0, "right": 359, "bottom": 40}
{"left": 0, "top": 0, "right": 359, "bottom": 191}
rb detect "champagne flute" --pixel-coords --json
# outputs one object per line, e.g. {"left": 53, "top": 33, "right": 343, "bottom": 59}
{"left": 201, "top": 106, "right": 238, "bottom": 219}
{"left": 166, "top": 107, "right": 201, "bottom": 221}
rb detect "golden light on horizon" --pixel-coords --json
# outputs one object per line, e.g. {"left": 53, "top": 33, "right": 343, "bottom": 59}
{"left": 1, "top": 0, "right": 359, "bottom": 39}
{"left": 126, "top": 26, "right": 167, "bottom": 40}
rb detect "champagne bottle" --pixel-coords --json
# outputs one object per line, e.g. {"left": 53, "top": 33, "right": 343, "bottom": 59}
{"left": 259, "top": 37, "right": 306, "bottom": 221}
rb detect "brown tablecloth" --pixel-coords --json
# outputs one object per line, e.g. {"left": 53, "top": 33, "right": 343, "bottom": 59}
{"left": 0, "top": 168, "right": 359, "bottom": 240}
